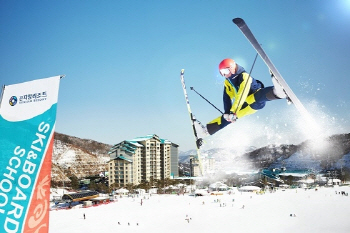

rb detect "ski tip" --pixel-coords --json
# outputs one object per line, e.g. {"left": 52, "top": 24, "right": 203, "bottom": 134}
{"left": 181, "top": 69, "right": 185, "bottom": 75}
{"left": 232, "top": 18, "right": 245, "bottom": 26}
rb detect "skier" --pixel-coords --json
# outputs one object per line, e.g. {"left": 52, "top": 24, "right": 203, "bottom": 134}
{"left": 195, "top": 58, "right": 286, "bottom": 147}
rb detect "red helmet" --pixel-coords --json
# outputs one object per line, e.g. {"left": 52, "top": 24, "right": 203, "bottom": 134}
{"left": 219, "top": 58, "right": 236, "bottom": 70}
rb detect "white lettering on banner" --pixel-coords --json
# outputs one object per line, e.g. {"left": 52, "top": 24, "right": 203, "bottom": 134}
{"left": 23, "top": 161, "right": 36, "bottom": 175}
{"left": 0, "top": 121, "right": 51, "bottom": 232}
{"left": 30, "top": 122, "right": 50, "bottom": 153}
{"left": 18, "top": 174, "right": 31, "bottom": 189}
{"left": 3, "top": 166, "right": 17, "bottom": 181}
{"left": 8, "top": 201, "right": 24, "bottom": 219}
{"left": 14, "top": 146, "right": 26, "bottom": 158}
{"left": 0, "top": 179, "right": 12, "bottom": 193}
{"left": 0, "top": 193, "right": 8, "bottom": 214}
{"left": 13, "top": 187, "right": 26, "bottom": 201}
{"left": 4, "top": 217, "right": 19, "bottom": 233}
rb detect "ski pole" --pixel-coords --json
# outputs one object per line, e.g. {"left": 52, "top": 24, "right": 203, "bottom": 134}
{"left": 190, "top": 87, "right": 223, "bottom": 114}
{"left": 233, "top": 52, "right": 259, "bottom": 114}
{"left": 247, "top": 52, "right": 259, "bottom": 77}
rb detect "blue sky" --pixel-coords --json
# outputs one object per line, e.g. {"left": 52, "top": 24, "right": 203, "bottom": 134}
{"left": 1, "top": 0, "right": 350, "bottom": 151}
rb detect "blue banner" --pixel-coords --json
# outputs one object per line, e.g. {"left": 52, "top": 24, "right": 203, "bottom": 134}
{"left": 0, "top": 76, "right": 61, "bottom": 233}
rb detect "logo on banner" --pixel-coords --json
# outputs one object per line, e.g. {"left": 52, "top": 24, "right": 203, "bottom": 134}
{"left": 9, "top": 92, "right": 48, "bottom": 106}
{"left": 9, "top": 96, "right": 18, "bottom": 106}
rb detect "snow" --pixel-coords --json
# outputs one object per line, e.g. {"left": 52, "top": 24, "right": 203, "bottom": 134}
{"left": 270, "top": 151, "right": 323, "bottom": 171}
{"left": 50, "top": 188, "right": 70, "bottom": 200}
{"left": 49, "top": 186, "right": 350, "bottom": 233}
{"left": 57, "top": 149, "right": 77, "bottom": 166}
{"left": 238, "top": 186, "right": 261, "bottom": 191}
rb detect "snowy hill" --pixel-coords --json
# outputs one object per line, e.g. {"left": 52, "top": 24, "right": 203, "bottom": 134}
{"left": 179, "top": 146, "right": 257, "bottom": 163}
{"left": 246, "top": 133, "right": 350, "bottom": 171}
{"left": 179, "top": 133, "right": 350, "bottom": 173}
{"left": 52, "top": 132, "right": 111, "bottom": 183}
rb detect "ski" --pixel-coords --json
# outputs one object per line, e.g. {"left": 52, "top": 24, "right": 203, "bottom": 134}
{"left": 180, "top": 69, "right": 204, "bottom": 175}
{"left": 232, "top": 18, "right": 311, "bottom": 119}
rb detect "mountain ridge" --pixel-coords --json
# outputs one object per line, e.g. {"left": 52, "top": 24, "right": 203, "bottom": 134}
{"left": 179, "top": 133, "right": 350, "bottom": 173}
{"left": 52, "top": 132, "right": 350, "bottom": 184}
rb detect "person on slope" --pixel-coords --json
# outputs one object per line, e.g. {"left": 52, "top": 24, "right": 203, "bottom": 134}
{"left": 194, "top": 58, "right": 286, "bottom": 148}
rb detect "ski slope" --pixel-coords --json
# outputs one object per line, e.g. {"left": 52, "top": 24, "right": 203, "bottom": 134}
{"left": 49, "top": 186, "right": 350, "bottom": 233}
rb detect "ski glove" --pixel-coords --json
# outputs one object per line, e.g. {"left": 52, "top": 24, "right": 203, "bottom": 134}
{"left": 223, "top": 113, "right": 237, "bottom": 122}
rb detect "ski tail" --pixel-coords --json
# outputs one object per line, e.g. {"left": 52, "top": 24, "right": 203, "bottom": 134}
{"left": 232, "top": 18, "right": 292, "bottom": 98}
{"left": 180, "top": 69, "right": 204, "bottom": 176}
{"left": 232, "top": 18, "right": 315, "bottom": 124}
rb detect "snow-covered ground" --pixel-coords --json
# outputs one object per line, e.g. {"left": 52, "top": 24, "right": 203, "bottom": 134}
{"left": 49, "top": 186, "right": 350, "bottom": 233}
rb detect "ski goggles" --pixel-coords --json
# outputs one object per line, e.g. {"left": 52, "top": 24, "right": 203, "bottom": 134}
{"left": 219, "top": 68, "right": 230, "bottom": 76}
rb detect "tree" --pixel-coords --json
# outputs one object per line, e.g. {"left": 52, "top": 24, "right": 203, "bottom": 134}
{"left": 286, "top": 175, "right": 293, "bottom": 186}
{"left": 149, "top": 177, "right": 155, "bottom": 188}
{"left": 88, "top": 181, "right": 98, "bottom": 191}
{"left": 96, "top": 183, "right": 109, "bottom": 193}
{"left": 337, "top": 168, "right": 350, "bottom": 183}
{"left": 125, "top": 183, "right": 134, "bottom": 193}
{"left": 164, "top": 178, "right": 172, "bottom": 187}
{"left": 109, "top": 182, "right": 117, "bottom": 193}
{"left": 137, "top": 181, "right": 151, "bottom": 192}
{"left": 156, "top": 179, "right": 164, "bottom": 194}
{"left": 51, "top": 180, "right": 59, "bottom": 188}
{"left": 69, "top": 175, "right": 80, "bottom": 190}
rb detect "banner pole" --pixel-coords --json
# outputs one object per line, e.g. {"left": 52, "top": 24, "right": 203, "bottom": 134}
{"left": 0, "top": 85, "right": 5, "bottom": 109}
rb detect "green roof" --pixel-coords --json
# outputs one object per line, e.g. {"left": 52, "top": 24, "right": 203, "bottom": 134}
{"left": 109, "top": 134, "right": 174, "bottom": 156}
{"left": 117, "top": 155, "right": 132, "bottom": 162}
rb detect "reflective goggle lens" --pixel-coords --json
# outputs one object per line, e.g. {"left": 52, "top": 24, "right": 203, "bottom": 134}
{"left": 220, "top": 68, "right": 230, "bottom": 76}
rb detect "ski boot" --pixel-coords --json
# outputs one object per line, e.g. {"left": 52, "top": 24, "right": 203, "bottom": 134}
{"left": 270, "top": 70, "right": 291, "bottom": 104}
{"left": 192, "top": 116, "right": 209, "bottom": 149}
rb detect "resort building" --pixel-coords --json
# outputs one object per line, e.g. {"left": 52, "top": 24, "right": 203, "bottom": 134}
{"left": 108, "top": 134, "right": 179, "bottom": 187}
{"left": 189, "top": 154, "right": 215, "bottom": 177}
{"left": 170, "top": 143, "right": 179, "bottom": 178}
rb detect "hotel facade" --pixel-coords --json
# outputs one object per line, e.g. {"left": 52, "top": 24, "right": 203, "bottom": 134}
{"left": 108, "top": 134, "right": 179, "bottom": 187}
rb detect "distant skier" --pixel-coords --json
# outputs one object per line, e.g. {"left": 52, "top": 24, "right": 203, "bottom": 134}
{"left": 195, "top": 58, "right": 286, "bottom": 147}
